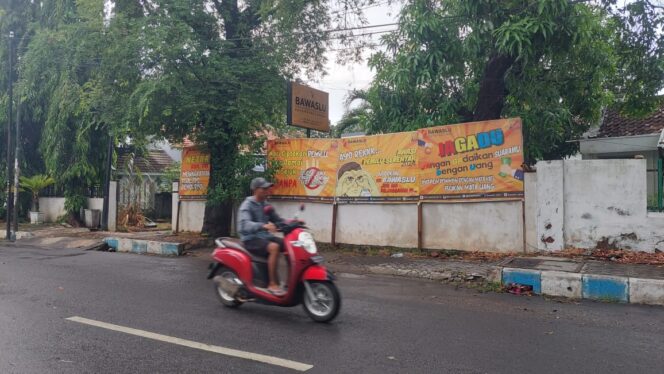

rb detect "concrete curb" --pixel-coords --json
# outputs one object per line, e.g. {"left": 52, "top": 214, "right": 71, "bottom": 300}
{"left": 541, "top": 271, "right": 582, "bottom": 299}
{"left": 582, "top": 274, "right": 629, "bottom": 303}
{"left": 0, "top": 231, "right": 35, "bottom": 240}
{"left": 502, "top": 268, "right": 542, "bottom": 294}
{"left": 498, "top": 268, "right": 662, "bottom": 306}
{"left": 629, "top": 278, "right": 664, "bottom": 306}
{"left": 338, "top": 256, "right": 662, "bottom": 307}
{"left": 104, "top": 237, "right": 184, "bottom": 256}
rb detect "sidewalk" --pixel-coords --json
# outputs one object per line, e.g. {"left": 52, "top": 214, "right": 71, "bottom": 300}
{"left": 0, "top": 224, "right": 210, "bottom": 254}
{"left": 320, "top": 249, "right": 664, "bottom": 307}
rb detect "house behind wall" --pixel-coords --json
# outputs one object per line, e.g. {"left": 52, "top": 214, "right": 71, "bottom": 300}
{"left": 579, "top": 106, "right": 664, "bottom": 207}
{"left": 116, "top": 147, "right": 177, "bottom": 217}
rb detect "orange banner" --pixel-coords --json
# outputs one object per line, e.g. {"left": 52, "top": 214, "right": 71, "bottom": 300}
{"left": 418, "top": 118, "right": 524, "bottom": 200}
{"left": 336, "top": 132, "right": 419, "bottom": 201}
{"left": 179, "top": 147, "right": 210, "bottom": 199}
{"left": 267, "top": 138, "right": 338, "bottom": 201}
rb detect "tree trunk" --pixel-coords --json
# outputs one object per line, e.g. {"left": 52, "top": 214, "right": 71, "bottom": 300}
{"left": 201, "top": 132, "right": 240, "bottom": 238}
{"left": 473, "top": 54, "right": 515, "bottom": 121}
{"left": 202, "top": 200, "right": 233, "bottom": 238}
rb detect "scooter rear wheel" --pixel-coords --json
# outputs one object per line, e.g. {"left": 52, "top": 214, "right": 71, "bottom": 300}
{"left": 302, "top": 281, "right": 341, "bottom": 323}
{"left": 214, "top": 267, "right": 242, "bottom": 308}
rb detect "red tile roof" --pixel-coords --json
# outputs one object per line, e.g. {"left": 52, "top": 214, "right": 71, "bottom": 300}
{"left": 597, "top": 106, "right": 664, "bottom": 138}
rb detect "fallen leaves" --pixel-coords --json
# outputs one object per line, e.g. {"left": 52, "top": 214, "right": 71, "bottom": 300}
{"left": 552, "top": 248, "right": 664, "bottom": 265}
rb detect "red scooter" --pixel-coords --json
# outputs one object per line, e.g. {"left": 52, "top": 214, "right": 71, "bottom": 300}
{"left": 207, "top": 205, "right": 341, "bottom": 323}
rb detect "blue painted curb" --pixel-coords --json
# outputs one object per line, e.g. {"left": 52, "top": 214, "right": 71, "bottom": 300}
{"left": 498, "top": 267, "right": 641, "bottom": 304}
{"left": 161, "top": 243, "right": 182, "bottom": 256}
{"left": 103, "top": 237, "right": 184, "bottom": 256}
{"left": 502, "top": 268, "right": 542, "bottom": 294}
{"left": 104, "top": 238, "right": 119, "bottom": 250}
{"left": 582, "top": 275, "right": 629, "bottom": 303}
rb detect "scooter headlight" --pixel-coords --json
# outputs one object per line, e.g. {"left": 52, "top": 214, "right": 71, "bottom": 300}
{"left": 295, "top": 231, "right": 317, "bottom": 254}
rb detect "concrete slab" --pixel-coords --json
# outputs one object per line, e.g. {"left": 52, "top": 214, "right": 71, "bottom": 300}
{"left": 487, "top": 266, "right": 502, "bottom": 283}
{"left": 118, "top": 238, "right": 133, "bottom": 252}
{"left": 541, "top": 271, "right": 583, "bottom": 299}
{"left": 583, "top": 261, "right": 664, "bottom": 280}
{"left": 629, "top": 278, "right": 664, "bottom": 306}
{"left": 535, "top": 260, "right": 582, "bottom": 272}
{"left": 147, "top": 241, "right": 162, "bottom": 255}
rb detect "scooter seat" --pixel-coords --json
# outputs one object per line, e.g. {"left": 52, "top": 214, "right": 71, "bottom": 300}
{"left": 218, "top": 237, "right": 267, "bottom": 263}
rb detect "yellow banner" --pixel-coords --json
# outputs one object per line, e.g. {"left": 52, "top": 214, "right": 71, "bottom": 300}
{"left": 336, "top": 132, "right": 419, "bottom": 201}
{"left": 417, "top": 118, "right": 524, "bottom": 200}
{"left": 179, "top": 147, "right": 210, "bottom": 200}
{"left": 267, "top": 138, "right": 338, "bottom": 201}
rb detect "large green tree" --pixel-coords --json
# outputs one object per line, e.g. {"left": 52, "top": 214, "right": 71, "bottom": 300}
{"left": 0, "top": 0, "right": 46, "bottom": 217}
{"left": 0, "top": 0, "right": 375, "bottom": 232}
{"left": 128, "top": 0, "right": 369, "bottom": 236}
{"left": 2, "top": 0, "right": 143, "bottom": 217}
{"left": 346, "top": 0, "right": 664, "bottom": 161}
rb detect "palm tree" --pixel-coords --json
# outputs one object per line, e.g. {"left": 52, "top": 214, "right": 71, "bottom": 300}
{"left": 19, "top": 175, "right": 56, "bottom": 212}
{"left": 335, "top": 90, "right": 372, "bottom": 137}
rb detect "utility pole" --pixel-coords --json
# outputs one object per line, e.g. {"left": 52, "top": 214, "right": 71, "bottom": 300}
{"left": 12, "top": 97, "right": 20, "bottom": 238}
{"left": 101, "top": 133, "right": 113, "bottom": 231}
{"left": 5, "top": 31, "right": 14, "bottom": 240}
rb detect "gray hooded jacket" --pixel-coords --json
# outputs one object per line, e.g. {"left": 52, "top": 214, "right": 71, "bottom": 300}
{"left": 237, "top": 197, "right": 284, "bottom": 241}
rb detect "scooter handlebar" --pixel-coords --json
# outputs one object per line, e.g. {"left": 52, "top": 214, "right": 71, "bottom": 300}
{"left": 277, "top": 220, "right": 307, "bottom": 234}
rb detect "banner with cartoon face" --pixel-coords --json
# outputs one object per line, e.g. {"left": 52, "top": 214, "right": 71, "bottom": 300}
{"left": 267, "top": 138, "right": 337, "bottom": 201}
{"left": 417, "top": 118, "right": 524, "bottom": 200}
{"left": 336, "top": 132, "right": 419, "bottom": 202}
{"left": 267, "top": 118, "right": 523, "bottom": 202}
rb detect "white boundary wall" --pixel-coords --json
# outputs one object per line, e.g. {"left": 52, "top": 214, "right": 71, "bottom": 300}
{"left": 525, "top": 160, "right": 664, "bottom": 252}
{"left": 174, "top": 159, "right": 664, "bottom": 253}
{"left": 39, "top": 181, "right": 117, "bottom": 231}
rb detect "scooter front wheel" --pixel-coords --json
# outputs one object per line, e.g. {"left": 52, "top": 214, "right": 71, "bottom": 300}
{"left": 214, "top": 267, "right": 242, "bottom": 308}
{"left": 302, "top": 281, "right": 341, "bottom": 323}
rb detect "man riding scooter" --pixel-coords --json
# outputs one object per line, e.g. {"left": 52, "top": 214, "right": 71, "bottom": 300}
{"left": 237, "top": 177, "right": 287, "bottom": 296}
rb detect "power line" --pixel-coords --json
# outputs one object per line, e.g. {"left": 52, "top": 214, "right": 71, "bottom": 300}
{"left": 329, "top": 0, "right": 393, "bottom": 17}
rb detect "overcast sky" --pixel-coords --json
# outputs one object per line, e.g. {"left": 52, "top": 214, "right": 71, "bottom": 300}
{"left": 306, "top": 3, "right": 402, "bottom": 127}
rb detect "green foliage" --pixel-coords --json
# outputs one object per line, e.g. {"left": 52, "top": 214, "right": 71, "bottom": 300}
{"left": 158, "top": 162, "right": 181, "bottom": 193}
{"left": 64, "top": 191, "right": 87, "bottom": 217}
{"left": 19, "top": 174, "right": 55, "bottom": 193}
{"left": 123, "top": 0, "right": 370, "bottom": 235}
{"left": 349, "top": 0, "right": 664, "bottom": 162}
{"left": 19, "top": 174, "right": 55, "bottom": 212}
{"left": 0, "top": 0, "right": 382, "bottom": 235}
{"left": 1, "top": 0, "right": 142, "bottom": 194}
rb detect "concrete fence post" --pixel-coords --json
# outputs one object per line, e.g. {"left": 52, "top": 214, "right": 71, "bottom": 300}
{"left": 535, "top": 161, "right": 565, "bottom": 251}
{"left": 172, "top": 182, "right": 179, "bottom": 233}
{"left": 108, "top": 181, "right": 117, "bottom": 232}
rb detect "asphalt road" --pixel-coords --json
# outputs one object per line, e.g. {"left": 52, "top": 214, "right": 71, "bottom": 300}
{"left": 0, "top": 243, "right": 662, "bottom": 374}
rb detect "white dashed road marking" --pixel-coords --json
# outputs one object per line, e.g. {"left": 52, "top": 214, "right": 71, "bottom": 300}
{"left": 66, "top": 316, "right": 313, "bottom": 372}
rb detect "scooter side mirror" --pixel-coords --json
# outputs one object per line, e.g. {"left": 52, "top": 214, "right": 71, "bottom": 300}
{"left": 299, "top": 204, "right": 305, "bottom": 212}
{"left": 263, "top": 205, "right": 274, "bottom": 215}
